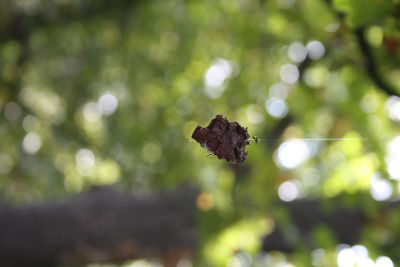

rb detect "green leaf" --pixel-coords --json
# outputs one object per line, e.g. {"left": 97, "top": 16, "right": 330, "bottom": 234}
{"left": 334, "top": 0, "right": 394, "bottom": 27}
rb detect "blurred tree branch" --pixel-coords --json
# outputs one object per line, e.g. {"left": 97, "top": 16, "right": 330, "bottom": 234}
{"left": 0, "top": 185, "right": 198, "bottom": 267}
{"left": 354, "top": 28, "right": 400, "bottom": 97}
{"left": 323, "top": 0, "right": 400, "bottom": 97}
{"left": 263, "top": 198, "right": 400, "bottom": 252}
{"left": 0, "top": 185, "right": 396, "bottom": 265}
{"left": 263, "top": 115, "right": 294, "bottom": 150}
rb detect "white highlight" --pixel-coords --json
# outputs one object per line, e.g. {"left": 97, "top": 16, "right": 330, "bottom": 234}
{"left": 386, "top": 96, "right": 400, "bottom": 122}
{"left": 76, "top": 148, "right": 95, "bottom": 176}
{"left": 265, "top": 97, "right": 288, "bottom": 118}
{"left": 386, "top": 136, "right": 400, "bottom": 180}
{"left": 370, "top": 174, "right": 392, "bottom": 201}
{"left": 204, "top": 58, "right": 233, "bottom": 99}
{"left": 278, "top": 181, "right": 299, "bottom": 202}
{"left": 280, "top": 63, "right": 299, "bottom": 84}
{"left": 376, "top": 256, "right": 394, "bottom": 267}
{"left": 306, "top": 41, "right": 325, "bottom": 60}
{"left": 358, "top": 258, "right": 376, "bottom": 267}
{"left": 336, "top": 244, "right": 391, "bottom": 267}
{"left": 288, "top": 42, "right": 307, "bottom": 63}
{"left": 276, "top": 140, "right": 311, "bottom": 169}
{"left": 98, "top": 93, "right": 118, "bottom": 115}
{"left": 22, "top": 132, "right": 42, "bottom": 154}
{"left": 337, "top": 248, "right": 357, "bottom": 267}
{"left": 352, "top": 245, "right": 368, "bottom": 259}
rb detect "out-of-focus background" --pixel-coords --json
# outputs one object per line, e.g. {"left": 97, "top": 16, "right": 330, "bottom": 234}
{"left": 1, "top": 0, "right": 400, "bottom": 266}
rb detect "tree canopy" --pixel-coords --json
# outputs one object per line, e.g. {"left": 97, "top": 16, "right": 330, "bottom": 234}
{"left": 1, "top": 0, "right": 400, "bottom": 266}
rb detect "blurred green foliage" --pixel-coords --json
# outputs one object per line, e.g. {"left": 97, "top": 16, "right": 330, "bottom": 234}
{"left": 1, "top": 0, "right": 400, "bottom": 266}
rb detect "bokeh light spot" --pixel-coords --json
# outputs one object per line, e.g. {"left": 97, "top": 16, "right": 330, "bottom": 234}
{"left": 337, "top": 247, "right": 357, "bottom": 267}
{"left": 76, "top": 148, "right": 95, "bottom": 176}
{"left": 269, "top": 82, "right": 289, "bottom": 99}
{"left": 367, "top": 26, "right": 383, "bottom": 47}
{"left": 95, "top": 160, "right": 121, "bottom": 185}
{"left": 311, "top": 249, "right": 325, "bottom": 267}
{"left": 204, "top": 58, "right": 233, "bottom": 99}
{"left": 370, "top": 175, "right": 392, "bottom": 201}
{"left": 386, "top": 96, "right": 400, "bottom": 122}
{"left": 306, "top": 41, "right": 325, "bottom": 60}
{"left": 336, "top": 244, "right": 376, "bottom": 267}
{"left": 196, "top": 192, "right": 214, "bottom": 211}
{"left": 275, "top": 140, "right": 311, "bottom": 169}
{"left": 280, "top": 63, "right": 299, "bottom": 84}
{"left": 22, "top": 115, "right": 41, "bottom": 132}
{"left": 360, "top": 93, "right": 379, "bottom": 113}
{"left": 98, "top": 93, "right": 118, "bottom": 115}
{"left": 375, "top": 256, "right": 394, "bottom": 267}
{"left": 288, "top": 42, "right": 307, "bottom": 63}
{"left": 303, "top": 66, "right": 328, "bottom": 88}
{"left": 386, "top": 136, "right": 400, "bottom": 180}
{"left": 265, "top": 97, "right": 288, "bottom": 118}
{"left": 278, "top": 181, "right": 299, "bottom": 202}
{"left": 22, "top": 132, "right": 42, "bottom": 154}
{"left": 352, "top": 245, "right": 368, "bottom": 259}
{"left": 83, "top": 102, "right": 102, "bottom": 122}
{"left": 4, "top": 101, "right": 22, "bottom": 121}
{"left": 325, "top": 23, "right": 340, "bottom": 33}
{"left": 19, "top": 87, "right": 66, "bottom": 125}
